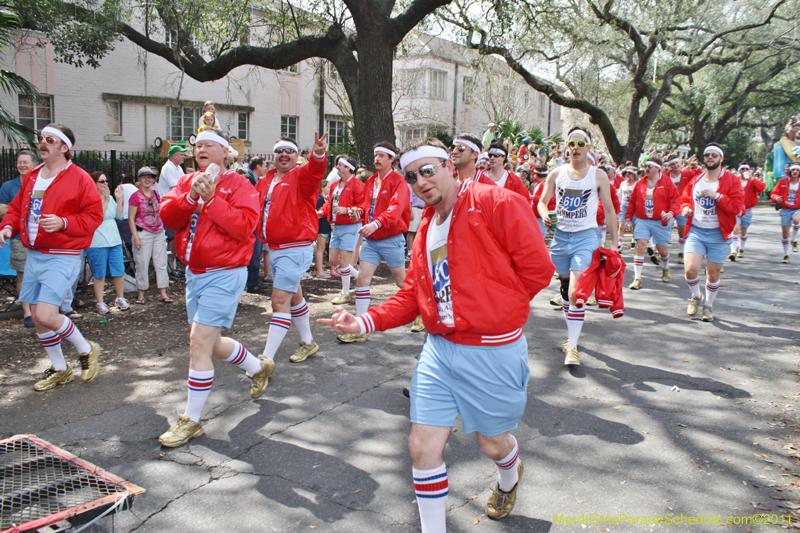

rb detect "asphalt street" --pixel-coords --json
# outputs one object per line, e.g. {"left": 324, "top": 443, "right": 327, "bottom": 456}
{"left": 2, "top": 204, "right": 800, "bottom": 532}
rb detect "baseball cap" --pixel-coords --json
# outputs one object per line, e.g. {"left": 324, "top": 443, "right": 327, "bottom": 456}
{"left": 168, "top": 145, "right": 190, "bottom": 157}
{"left": 137, "top": 166, "right": 158, "bottom": 178}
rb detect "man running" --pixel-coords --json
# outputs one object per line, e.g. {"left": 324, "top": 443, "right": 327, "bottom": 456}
{"left": 319, "top": 137, "right": 553, "bottom": 531}
{"left": 729, "top": 164, "right": 765, "bottom": 260}
{"left": 663, "top": 154, "right": 701, "bottom": 264}
{"left": 771, "top": 164, "right": 800, "bottom": 263}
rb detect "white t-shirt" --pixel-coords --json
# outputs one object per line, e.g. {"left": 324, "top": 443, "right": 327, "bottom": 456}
{"left": 692, "top": 178, "right": 720, "bottom": 229}
{"left": 369, "top": 182, "right": 380, "bottom": 222}
{"left": 554, "top": 165, "right": 599, "bottom": 232}
{"left": 119, "top": 183, "right": 139, "bottom": 220}
{"left": 426, "top": 211, "right": 453, "bottom": 327}
{"left": 26, "top": 171, "right": 56, "bottom": 245}
{"left": 788, "top": 182, "right": 799, "bottom": 206}
{"left": 158, "top": 160, "right": 184, "bottom": 197}
{"left": 619, "top": 181, "right": 635, "bottom": 206}
{"left": 260, "top": 179, "right": 279, "bottom": 241}
{"left": 645, "top": 186, "right": 655, "bottom": 218}
{"left": 669, "top": 172, "right": 681, "bottom": 187}
{"left": 495, "top": 171, "right": 509, "bottom": 188}
{"left": 332, "top": 179, "right": 346, "bottom": 214}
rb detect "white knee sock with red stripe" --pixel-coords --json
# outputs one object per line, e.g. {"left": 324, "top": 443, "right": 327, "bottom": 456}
{"left": 413, "top": 463, "right": 447, "bottom": 533}
{"left": 184, "top": 369, "right": 214, "bottom": 423}
{"left": 263, "top": 312, "right": 291, "bottom": 359}
{"left": 566, "top": 305, "right": 585, "bottom": 349}
{"left": 740, "top": 235, "right": 747, "bottom": 250}
{"left": 355, "top": 287, "right": 370, "bottom": 316}
{"left": 679, "top": 238, "right": 686, "bottom": 254}
{"left": 730, "top": 236, "right": 739, "bottom": 254}
{"left": 633, "top": 256, "right": 644, "bottom": 279}
{"left": 37, "top": 331, "right": 66, "bottom": 371}
{"left": 661, "top": 254, "right": 669, "bottom": 270}
{"left": 783, "top": 239, "right": 790, "bottom": 255}
{"left": 793, "top": 225, "right": 800, "bottom": 242}
{"left": 291, "top": 299, "right": 313, "bottom": 344}
{"left": 495, "top": 436, "right": 520, "bottom": 492}
{"left": 224, "top": 340, "right": 262, "bottom": 376}
{"left": 705, "top": 280, "right": 720, "bottom": 307}
{"left": 55, "top": 316, "right": 91, "bottom": 354}
{"left": 685, "top": 275, "right": 702, "bottom": 298}
{"left": 341, "top": 265, "right": 351, "bottom": 296}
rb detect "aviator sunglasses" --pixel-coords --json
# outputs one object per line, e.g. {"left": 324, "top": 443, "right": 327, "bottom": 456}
{"left": 567, "top": 140, "right": 589, "bottom": 149}
{"left": 274, "top": 148, "right": 297, "bottom": 155}
{"left": 37, "top": 135, "right": 61, "bottom": 146}
{"left": 451, "top": 144, "right": 469, "bottom": 152}
{"left": 404, "top": 161, "right": 446, "bottom": 185}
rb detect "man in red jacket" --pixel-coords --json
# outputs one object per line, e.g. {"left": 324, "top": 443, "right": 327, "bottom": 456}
{"left": 771, "top": 164, "right": 800, "bottom": 262}
{"left": 680, "top": 143, "right": 744, "bottom": 322}
{"left": 157, "top": 128, "right": 272, "bottom": 447}
{"left": 450, "top": 133, "right": 482, "bottom": 184}
{"left": 338, "top": 142, "right": 410, "bottom": 343}
{"left": 256, "top": 134, "right": 329, "bottom": 359}
{"left": 729, "top": 164, "right": 766, "bottom": 260}
{"left": 319, "top": 137, "right": 553, "bottom": 531}
{"left": 663, "top": 154, "right": 702, "bottom": 264}
{"left": 0, "top": 124, "right": 103, "bottom": 392}
{"left": 475, "top": 142, "right": 531, "bottom": 200}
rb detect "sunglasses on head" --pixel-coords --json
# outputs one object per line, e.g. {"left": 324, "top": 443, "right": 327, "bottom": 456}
{"left": 404, "top": 161, "right": 446, "bottom": 185}
{"left": 567, "top": 140, "right": 589, "bottom": 149}
{"left": 37, "top": 135, "right": 60, "bottom": 146}
{"left": 274, "top": 148, "right": 297, "bottom": 155}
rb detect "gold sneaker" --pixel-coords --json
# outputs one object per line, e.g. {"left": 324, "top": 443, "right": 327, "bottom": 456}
{"left": 736, "top": 249, "right": 744, "bottom": 258}
{"left": 661, "top": 269, "right": 670, "bottom": 282}
{"left": 34, "top": 366, "right": 74, "bottom": 391}
{"left": 564, "top": 347, "right": 580, "bottom": 366}
{"left": 561, "top": 337, "right": 568, "bottom": 353}
{"left": 784, "top": 255, "right": 791, "bottom": 264}
{"left": 586, "top": 294, "right": 597, "bottom": 306}
{"left": 290, "top": 340, "right": 320, "bottom": 363}
{"left": 629, "top": 278, "right": 642, "bottom": 290}
{"left": 337, "top": 333, "right": 369, "bottom": 343}
{"left": 677, "top": 252, "right": 684, "bottom": 264}
{"left": 793, "top": 241, "right": 799, "bottom": 253}
{"left": 687, "top": 295, "right": 704, "bottom": 316}
{"left": 250, "top": 356, "right": 276, "bottom": 399}
{"left": 701, "top": 305, "right": 714, "bottom": 322}
{"left": 79, "top": 341, "right": 101, "bottom": 382}
{"left": 486, "top": 460, "right": 524, "bottom": 520}
{"left": 549, "top": 293, "right": 562, "bottom": 306}
{"left": 410, "top": 315, "right": 425, "bottom": 332}
{"left": 331, "top": 293, "right": 352, "bottom": 305}
{"left": 158, "top": 415, "right": 204, "bottom": 447}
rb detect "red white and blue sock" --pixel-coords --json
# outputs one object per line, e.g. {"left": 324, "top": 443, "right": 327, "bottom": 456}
{"left": 705, "top": 280, "right": 720, "bottom": 307}
{"left": 660, "top": 253, "right": 670, "bottom": 270}
{"left": 224, "top": 340, "right": 262, "bottom": 377}
{"left": 685, "top": 275, "right": 702, "bottom": 298}
{"left": 793, "top": 225, "right": 800, "bottom": 242}
{"left": 263, "top": 313, "right": 291, "bottom": 359}
{"left": 566, "top": 305, "right": 585, "bottom": 349}
{"left": 413, "top": 463, "right": 448, "bottom": 533}
{"left": 355, "top": 287, "right": 370, "bottom": 317}
{"left": 341, "top": 265, "right": 352, "bottom": 296}
{"left": 740, "top": 235, "right": 748, "bottom": 250}
{"left": 37, "top": 331, "right": 66, "bottom": 371}
{"left": 633, "top": 256, "right": 644, "bottom": 279}
{"left": 783, "top": 239, "right": 790, "bottom": 255}
{"left": 495, "top": 436, "right": 520, "bottom": 492}
{"left": 55, "top": 316, "right": 91, "bottom": 354}
{"left": 184, "top": 369, "right": 214, "bottom": 423}
{"left": 561, "top": 298, "right": 569, "bottom": 323}
{"left": 290, "top": 299, "right": 313, "bottom": 344}
{"left": 679, "top": 237, "right": 686, "bottom": 254}
{"left": 730, "top": 235, "right": 740, "bottom": 254}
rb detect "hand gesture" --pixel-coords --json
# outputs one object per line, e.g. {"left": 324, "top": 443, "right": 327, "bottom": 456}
{"left": 312, "top": 132, "right": 329, "bottom": 157}
{"left": 316, "top": 306, "right": 361, "bottom": 334}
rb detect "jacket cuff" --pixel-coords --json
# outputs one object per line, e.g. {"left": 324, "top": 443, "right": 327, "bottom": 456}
{"left": 61, "top": 217, "right": 69, "bottom": 231}
{"left": 313, "top": 151, "right": 327, "bottom": 161}
{"left": 372, "top": 221, "right": 382, "bottom": 230}
{"left": 186, "top": 194, "right": 198, "bottom": 206}
{"left": 715, "top": 193, "right": 722, "bottom": 201}
{"left": 356, "top": 313, "right": 375, "bottom": 334}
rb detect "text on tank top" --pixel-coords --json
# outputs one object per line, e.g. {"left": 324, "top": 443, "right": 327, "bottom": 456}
{"left": 555, "top": 166, "right": 599, "bottom": 232}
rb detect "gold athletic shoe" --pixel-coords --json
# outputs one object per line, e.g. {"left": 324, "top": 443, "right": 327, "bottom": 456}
{"left": 736, "top": 249, "right": 744, "bottom": 258}
{"left": 549, "top": 293, "right": 562, "bottom": 306}
{"left": 783, "top": 255, "right": 790, "bottom": 264}
{"left": 661, "top": 269, "right": 670, "bottom": 282}
{"left": 793, "top": 241, "right": 799, "bottom": 253}
{"left": 564, "top": 347, "right": 580, "bottom": 366}
{"left": 79, "top": 341, "right": 101, "bottom": 382}
{"left": 34, "top": 366, "right": 74, "bottom": 391}
{"left": 159, "top": 415, "right": 204, "bottom": 447}
{"left": 337, "top": 333, "right": 369, "bottom": 343}
{"left": 586, "top": 294, "right": 597, "bottom": 306}
{"left": 687, "top": 295, "right": 704, "bottom": 316}
{"left": 701, "top": 305, "right": 714, "bottom": 322}
{"left": 331, "top": 293, "right": 352, "bottom": 305}
{"left": 629, "top": 278, "right": 642, "bottom": 290}
{"left": 250, "top": 356, "right": 276, "bottom": 399}
{"left": 410, "top": 315, "right": 425, "bottom": 332}
{"left": 562, "top": 337, "right": 569, "bottom": 353}
{"left": 486, "top": 460, "right": 524, "bottom": 520}
{"left": 677, "top": 253, "right": 684, "bottom": 264}
{"left": 290, "top": 341, "right": 320, "bottom": 363}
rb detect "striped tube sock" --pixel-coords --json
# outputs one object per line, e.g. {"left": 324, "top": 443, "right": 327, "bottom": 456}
{"left": 184, "top": 369, "right": 214, "bottom": 423}
{"left": 561, "top": 298, "right": 569, "bottom": 324}
{"left": 686, "top": 275, "right": 702, "bottom": 298}
{"left": 633, "top": 256, "right": 644, "bottom": 279}
{"left": 661, "top": 254, "right": 670, "bottom": 270}
{"left": 705, "top": 280, "right": 720, "bottom": 307}
{"left": 291, "top": 299, "right": 313, "bottom": 344}
{"left": 783, "top": 239, "right": 790, "bottom": 255}
{"left": 263, "top": 313, "right": 291, "bottom": 359}
{"left": 740, "top": 235, "right": 747, "bottom": 250}
{"left": 566, "top": 305, "right": 585, "bottom": 349}
{"left": 730, "top": 236, "right": 739, "bottom": 254}
{"left": 54, "top": 316, "right": 91, "bottom": 354}
{"left": 679, "top": 238, "right": 685, "bottom": 254}
{"left": 355, "top": 287, "right": 370, "bottom": 317}
{"left": 495, "top": 436, "right": 520, "bottom": 492}
{"left": 341, "top": 266, "right": 351, "bottom": 296}
{"left": 37, "top": 331, "right": 67, "bottom": 371}
{"left": 224, "top": 340, "right": 262, "bottom": 377}
{"left": 793, "top": 225, "right": 800, "bottom": 242}
{"left": 413, "top": 463, "right": 448, "bottom": 533}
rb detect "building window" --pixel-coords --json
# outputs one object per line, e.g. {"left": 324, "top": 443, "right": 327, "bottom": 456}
{"left": 462, "top": 76, "right": 474, "bottom": 104}
{"left": 281, "top": 116, "right": 298, "bottom": 140}
{"left": 106, "top": 101, "right": 121, "bottom": 135}
{"left": 328, "top": 119, "right": 347, "bottom": 146}
{"left": 19, "top": 95, "right": 53, "bottom": 131}
{"left": 403, "top": 69, "right": 425, "bottom": 97}
{"left": 237, "top": 112, "right": 249, "bottom": 140}
{"left": 429, "top": 70, "right": 446, "bottom": 100}
{"left": 168, "top": 106, "right": 200, "bottom": 140}
{"left": 325, "top": 61, "right": 339, "bottom": 82}
{"left": 539, "top": 94, "right": 547, "bottom": 117}
{"left": 403, "top": 127, "right": 427, "bottom": 146}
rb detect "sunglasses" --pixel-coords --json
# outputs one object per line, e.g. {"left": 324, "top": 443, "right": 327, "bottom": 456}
{"left": 274, "top": 148, "right": 297, "bottom": 155}
{"left": 97, "top": 179, "right": 107, "bottom": 184}
{"left": 404, "top": 161, "right": 446, "bottom": 185}
{"left": 451, "top": 144, "right": 468, "bottom": 152}
{"left": 487, "top": 153, "right": 504, "bottom": 158}
{"left": 37, "top": 135, "right": 61, "bottom": 146}
{"left": 567, "top": 140, "right": 589, "bottom": 149}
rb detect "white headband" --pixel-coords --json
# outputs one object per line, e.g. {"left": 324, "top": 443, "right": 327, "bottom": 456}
{"left": 666, "top": 158, "right": 681, "bottom": 165}
{"left": 478, "top": 152, "right": 489, "bottom": 162}
{"left": 587, "top": 152, "right": 597, "bottom": 164}
{"left": 196, "top": 130, "right": 230, "bottom": 148}
{"left": 41, "top": 126, "right": 73, "bottom": 150}
{"left": 568, "top": 130, "right": 591, "bottom": 144}
{"left": 738, "top": 164, "right": 750, "bottom": 171}
{"left": 704, "top": 146, "right": 724, "bottom": 157}
{"left": 488, "top": 148, "right": 506, "bottom": 157}
{"left": 625, "top": 167, "right": 638, "bottom": 174}
{"left": 646, "top": 161, "right": 662, "bottom": 170}
{"left": 374, "top": 147, "right": 396, "bottom": 158}
{"left": 399, "top": 146, "right": 449, "bottom": 172}
{"left": 273, "top": 140, "right": 298, "bottom": 152}
{"left": 453, "top": 138, "right": 480, "bottom": 153}
{"left": 339, "top": 158, "right": 355, "bottom": 171}
{"left": 790, "top": 164, "right": 800, "bottom": 171}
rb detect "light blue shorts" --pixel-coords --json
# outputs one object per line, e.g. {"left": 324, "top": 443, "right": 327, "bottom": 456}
{"left": 618, "top": 204, "right": 628, "bottom": 221}
{"left": 633, "top": 217, "right": 671, "bottom": 246}
{"left": 780, "top": 208, "right": 800, "bottom": 227}
{"left": 675, "top": 214, "right": 688, "bottom": 226}
{"left": 550, "top": 228, "right": 598, "bottom": 275}
{"left": 410, "top": 334, "right": 530, "bottom": 436}
{"left": 685, "top": 226, "right": 729, "bottom": 264}
{"left": 20, "top": 250, "right": 82, "bottom": 306}
{"left": 360, "top": 233, "right": 406, "bottom": 268}
{"left": 268, "top": 245, "right": 313, "bottom": 293}
{"left": 185, "top": 267, "right": 246, "bottom": 328}
{"left": 736, "top": 209, "right": 753, "bottom": 228}
{"left": 329, "top": 223, "right": 362, "bottom": 252}
{"left": 86, "top": 244, "right": 124, "bottom": 279}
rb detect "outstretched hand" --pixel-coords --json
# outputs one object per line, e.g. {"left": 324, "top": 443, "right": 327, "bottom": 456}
{"left": 316, "top": 306, "right": 361, "bottom": 334}
{"left": 313, "top": 132, "right": 329, "bottom": 156}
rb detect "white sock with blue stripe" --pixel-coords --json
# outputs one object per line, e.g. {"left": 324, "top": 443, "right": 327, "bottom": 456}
{"left": 55, "top": 316, "right": 91, "bottom": 354}
{"left": 413, "top": 463, "right": 447, "bottom": 533}
{"left": 224, "top": 341, "right": 262, "bottom": 377}
{"left": 495, "top": 435, "right": 520, "bottom": 492}
{"left": 264, "top": 312, "right": 291, "bottom": 359}
{"left": 633, "top": 256, "right": 644, "bottom": 279}
{"left": 705, "top": 280, "right": 720, "bottom": 307}
{"left": 291, "top": 299, "right": 313, "bottom": 344}
{"left": 355, "top": 287, "right": 370, "bottom": 317}
{"left": 37, "top": 331, "right": 66, "bottom": 371}
{"left": 566, "top": 305, "right": 585, "bottom": 349}
{"left": 184, "top": 369, "right": 214, "bottom": 423}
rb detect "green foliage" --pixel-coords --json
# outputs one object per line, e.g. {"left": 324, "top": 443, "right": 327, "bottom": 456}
{"left": 496, "top": 119, "right": 562, "bottom": 148}
{"left": 0, "top": 5, "right": 37, "bottom": 146}
{"left": 432, "top": 130, "right": 453, "bottom": 148}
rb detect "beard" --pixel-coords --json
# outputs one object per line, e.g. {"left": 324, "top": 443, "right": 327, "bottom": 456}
{"left": 705, "top": 160, "right": 721, "bottom": 171}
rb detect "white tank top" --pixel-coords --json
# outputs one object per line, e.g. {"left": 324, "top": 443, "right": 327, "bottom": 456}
{"left": 555, "top": 165, "right": 599, "bottom": 232}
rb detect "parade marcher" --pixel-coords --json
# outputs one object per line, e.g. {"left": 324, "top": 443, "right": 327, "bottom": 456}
{"left": 157, "top": 127, "right": 272, "bottom": 447}
{"left": 257, "top": 133, "right": 329, "bottom": 361}
{"left": 663, "top": 154, "right": 702, "bottom": 264}
{"left": 729, "top": 164, "right": 765, "bottom": 260}
{"left": 129, "top": 167, "right": 171, "bottom": 304}
{"left": 475, "top": 143, "right": 531, "bottom": 200}
{"left": 624, "top": 157, "right": 679, "bottom": 288}
{"left": 530, "top": 163, "right": 552, "bottom": 237}
{"left": 318, "top": 137, "right": 554, "bottom": 531}
{"left": 0, "top": 124, "right": 103, "bottom": 391}
{"left": 318, "top": 156, "right": 365, "bottom": 305}
{"left": 538, "top": 126, "right": 618, "bottom": 365}
{"left": 770, "top": 163, "right": 800, "bottom": 263}
{"left": 616, "top": 167, "right": 637, "bottom": 250}
{"left": 477, "top": 152, "right": 490, "bottom": 172}
{"left": 597, "top": 164, "right": 621, "bottom": 247}
{"left": 680, "top": 143, "right": 744, "bottom": 321}
{"left": 0, "top": 149, "right": 38, "bottom": 327}
{"left": 449, "top": 134, "right": 482, "bottom": 184}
